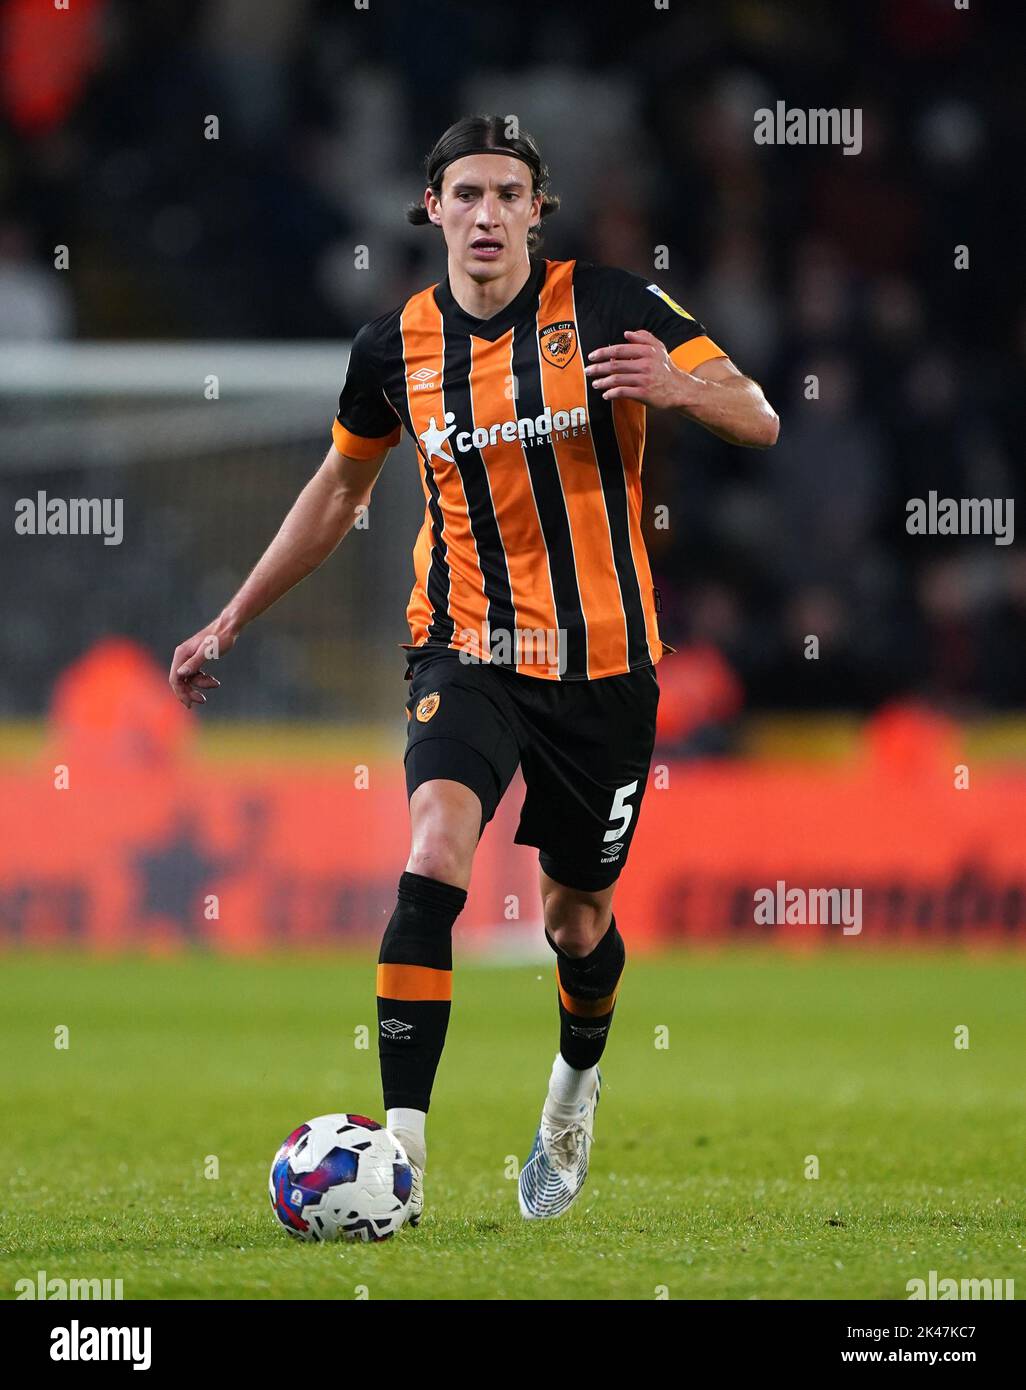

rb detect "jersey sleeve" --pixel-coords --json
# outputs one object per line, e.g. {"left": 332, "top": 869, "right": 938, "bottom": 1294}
{"left": 612, "top": 270, "right": 728, "bottom": 374}
{"left": 331, "top": 324, "right": 403, "bottom": 458}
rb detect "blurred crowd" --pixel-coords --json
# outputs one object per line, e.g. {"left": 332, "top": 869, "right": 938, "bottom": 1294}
{"left": 1, "top": 0, "right": 1022, "bottom": 724}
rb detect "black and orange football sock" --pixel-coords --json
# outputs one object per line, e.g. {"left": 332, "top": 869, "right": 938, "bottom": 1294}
{"left": 545, "top": 915, "right": 625, "bottom": 1070}
{"left": 377, "top": 870, "right": 467, "bottom": 1113}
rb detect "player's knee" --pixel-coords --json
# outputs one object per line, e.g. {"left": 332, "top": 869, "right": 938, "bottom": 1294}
{"left": 406, "top": 823, "right": 476, "bottom": 887}
{"left": 406, "top": 842, "right": 472, "bottom": 886}
{"left": 407, "top": 781, "right": 481, "bottom": 887}
{"left": 542, "top": 887, "right": 611, "bottom": 957}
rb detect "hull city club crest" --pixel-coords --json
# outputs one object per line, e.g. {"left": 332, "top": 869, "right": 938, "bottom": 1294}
{"left": 416, "top": 692, "right": 441, "bottom": 722}
{"left": 539, "top": 321, "right": 578, "bottom": 369}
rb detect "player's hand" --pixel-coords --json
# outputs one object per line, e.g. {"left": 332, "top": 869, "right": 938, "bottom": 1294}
{"left": 169, "top": 622, "right": 234, "bottom": 708}
{"left": 584, "top": 328, "right": 702, "bottom": 408}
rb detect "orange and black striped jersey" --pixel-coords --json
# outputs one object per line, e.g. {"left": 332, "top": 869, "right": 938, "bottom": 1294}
{"left": 331, "top": 257, "right": 726, "bottom": 680}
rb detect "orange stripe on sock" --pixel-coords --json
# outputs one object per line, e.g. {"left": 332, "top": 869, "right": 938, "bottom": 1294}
{"left": 557, "top": 974, "right": 619, "bottom": 1018}
{"left": 377, "top": 962, "right": 452, "bottom": 1002}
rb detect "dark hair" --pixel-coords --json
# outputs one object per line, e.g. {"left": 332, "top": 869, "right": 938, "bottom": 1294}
{"left": 406, "top": 115, "right": 560, "bottom": 251}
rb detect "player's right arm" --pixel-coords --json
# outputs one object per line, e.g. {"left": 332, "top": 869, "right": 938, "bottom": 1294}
{"left": 168, "top": 442, "right": 390, "bottom": 707}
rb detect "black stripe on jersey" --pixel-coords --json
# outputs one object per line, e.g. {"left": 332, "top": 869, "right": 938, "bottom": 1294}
{"left": 420, "top": 457, "right": 456, "bottom": 645}
{"left": 386, "top": 315, "right": 454, "bottom": 644}
{"left": 511, "top": 320, "right": 589, "bottom": 680}
{"left": 581, "top": 394, "right": 652, "bottom": 668}
{"left": 440, "top": 332, "right": 518, "bottom": 652}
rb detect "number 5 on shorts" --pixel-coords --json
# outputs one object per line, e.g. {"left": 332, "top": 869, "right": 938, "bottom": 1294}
{"left": 604, "top": 780, "right": 639, "bottom": 843}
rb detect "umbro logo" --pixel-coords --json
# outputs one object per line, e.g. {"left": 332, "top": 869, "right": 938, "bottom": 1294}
{"left": 600, "top": 841, "right": 624, "bottom": 863}
{"left": 380, "top": 1018, "right": 414, "bottom": 1036}
{"left": 569, "top": 1023, "right": 608, "bottom": 1039}
{"left": 408, "top": 367, "right": 439, "bottom": 393}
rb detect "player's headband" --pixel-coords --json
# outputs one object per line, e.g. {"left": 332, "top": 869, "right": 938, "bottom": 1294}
{"left": 429, "top": 146, "right": 539, "bottom": 185}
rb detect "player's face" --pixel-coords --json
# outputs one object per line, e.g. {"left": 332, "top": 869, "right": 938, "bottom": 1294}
{"left": 427, "top": 153, "right": 542, "bottom": 278}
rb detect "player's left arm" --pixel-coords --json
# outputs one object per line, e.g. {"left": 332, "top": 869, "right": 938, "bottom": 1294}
{"left": 585, "top": 328, "right": 779, "bottom": 448}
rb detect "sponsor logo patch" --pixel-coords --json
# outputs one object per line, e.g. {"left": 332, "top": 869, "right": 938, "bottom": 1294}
{"left": 645, "top": 283, "right": 694, "bottom": 320}
{"left": 417, "top": 413, "right": 457, "bottom": 463}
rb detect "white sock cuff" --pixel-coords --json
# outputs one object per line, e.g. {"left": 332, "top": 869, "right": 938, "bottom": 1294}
{"left": 548, "top": 1052, "right": 597, "bottom": 1106}
{"left": 387, "top": 1107, "right": 427, "bottom": 1167}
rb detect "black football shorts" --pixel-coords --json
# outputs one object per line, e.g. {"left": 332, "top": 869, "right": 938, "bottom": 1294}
{"left": 402, "top": 644, "right": 660, "bottom": 891}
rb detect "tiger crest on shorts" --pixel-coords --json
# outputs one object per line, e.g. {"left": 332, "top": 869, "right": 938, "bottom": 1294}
{"left": 416, "top": 692, "right": 441, "bottom": 722}
{"left": 539, "top": 321, "right": 578, "bottom": 369}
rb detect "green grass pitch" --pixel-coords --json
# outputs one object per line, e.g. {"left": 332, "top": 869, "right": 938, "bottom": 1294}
{"left": 2, "top": 949, "right": 1024, "bottom": 1300}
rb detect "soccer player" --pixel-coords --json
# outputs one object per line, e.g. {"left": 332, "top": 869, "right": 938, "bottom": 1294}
{"left": 169, "top": 115, "right": 778, "bottom": 1223}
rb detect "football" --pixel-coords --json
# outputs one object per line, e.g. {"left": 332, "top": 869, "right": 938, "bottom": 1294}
{"left": 269, "top": 1113, "right": 413, "bottom": 1242}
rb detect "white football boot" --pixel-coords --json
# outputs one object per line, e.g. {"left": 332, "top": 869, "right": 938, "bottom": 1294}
{"left": 407, "top": 1160, "right": 424, "bottom": 1227}
{"left": 518, "top": 1064, "right": 601, "bottom": 1219}
{"left": 390, "top": 1129, "right": 425, "bottom": 1229}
